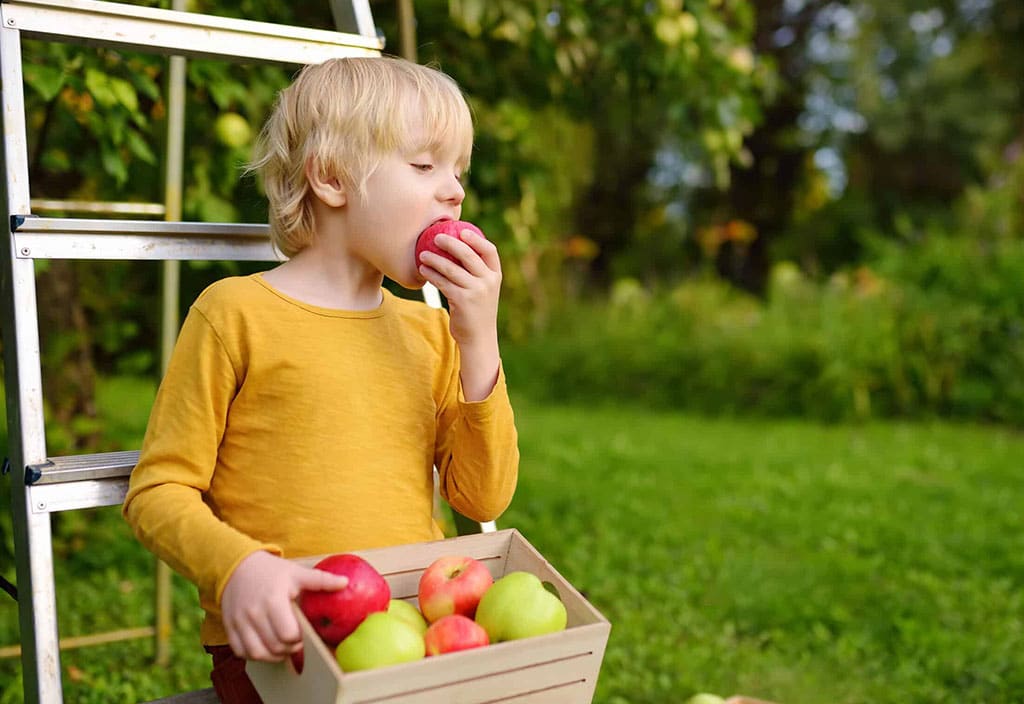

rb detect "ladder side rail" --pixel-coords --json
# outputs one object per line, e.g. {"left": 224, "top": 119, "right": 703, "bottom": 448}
{"left": 1, "top": 0, "right": 382, "bottom": 65}
{"left": 0, "top": 22, "right": 64, "bottom": 704}
{"left": 329, "top": 0, "right": 377, "bottom": 39}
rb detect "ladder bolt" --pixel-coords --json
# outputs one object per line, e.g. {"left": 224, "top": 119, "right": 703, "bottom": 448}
{"left": 19, "top": 247, "right": 29, "bottom": 256}
{"left": 5, "top": 18, "right": 14, "bottom": 26}
{"left": 36, "top": 501, "right": 45, "bottom": 511}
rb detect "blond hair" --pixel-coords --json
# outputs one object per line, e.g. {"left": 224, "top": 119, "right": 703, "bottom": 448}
{"left": 248, "top": 56, "right": 474, "bottom": 258}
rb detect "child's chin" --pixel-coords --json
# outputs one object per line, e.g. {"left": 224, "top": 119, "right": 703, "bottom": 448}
{"left": 397, "top": 273, "right": 427, "bottom": 291}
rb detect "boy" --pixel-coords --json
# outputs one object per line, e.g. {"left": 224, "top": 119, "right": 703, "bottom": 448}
{"left": 123, "top": 56, "right": 519, "bottom": 703}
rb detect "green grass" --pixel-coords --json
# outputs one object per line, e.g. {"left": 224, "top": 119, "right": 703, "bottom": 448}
{"left": 2, "top": 382, "right": 1024, "bottom": 702}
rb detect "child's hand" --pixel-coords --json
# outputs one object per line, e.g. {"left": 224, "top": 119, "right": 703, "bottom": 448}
{"left": 220, "top": 550, "right": 349, "bottom": 662}
{"left": 418, "top": 227, "right": 502, "bottom": 401}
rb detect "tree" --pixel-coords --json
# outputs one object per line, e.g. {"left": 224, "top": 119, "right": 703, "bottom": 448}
{"left": 694, "top": 0, "right": 1024, "bottom": 292}
{"left": 414, "top": 0, "right": 763, "bottom": 289}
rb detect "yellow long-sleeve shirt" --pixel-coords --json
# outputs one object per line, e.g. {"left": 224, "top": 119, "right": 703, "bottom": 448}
{"left": 123, "top": 274, "right": 519, "bottom": 645}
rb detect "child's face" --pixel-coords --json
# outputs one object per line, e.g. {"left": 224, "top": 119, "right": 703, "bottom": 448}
{"left": 344, "top": 128, "right": 467, "bottom": 289}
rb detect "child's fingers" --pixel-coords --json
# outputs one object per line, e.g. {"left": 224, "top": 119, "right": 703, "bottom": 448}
{"left": 230, "top": 622, "right": 276, "bottom": 661}
{"left": 428, "top": 232, "right": 501, "bottom": 276}
{"left": 295, "top": 566, "right": 349, "bottom": 593}
{"left": 418, "top": 253, "right": 476, "bottom": 289}
{"left": 266, "top": 598, "right": 302, "bottom": 649}
{"left": 457, "top": 228, "right": 502, "bottom": 272}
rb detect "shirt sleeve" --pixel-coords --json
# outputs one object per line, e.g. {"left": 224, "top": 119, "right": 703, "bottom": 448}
{"left": 122, "top": 306, "right": 281, "bottom": 605}
{"left": 434, "top": 358, "right": 520, "bottom": 522}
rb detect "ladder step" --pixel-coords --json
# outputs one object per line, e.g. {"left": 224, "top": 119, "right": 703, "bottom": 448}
{"left": 30, "top": 199, "right": 166, "bottom": 217}
{"left": 27, "top": 450, "right": 139, "bottom": 485}
{"left": 11, "top": 216, "right": 278, "bottom": 261}
{"left": 2, "top": 0, "right": 382, "bottom": 64}
{"left": 142, "top": 689, "right": 219, "bottom": 704}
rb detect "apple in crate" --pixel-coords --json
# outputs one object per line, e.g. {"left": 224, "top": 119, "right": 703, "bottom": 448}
{"left": 415, "top": 220, "right": 485, "bottom": 267}
{"left": 387, "top": 599, "right": 428, "bottom": 636}
{"left": 423, "top": 614, "right": 489, "bottom": 656}
{"left": 298, "top": 553, "right": 390, "bottom": 646}
{"left": 474, "top": 571, "right": 567, "bottom": 642}
{"left": 335, "top": 612, "right": 426, "bottom": 672}
{"left": 418, "top": 555, "right": 494, "bottom": 623}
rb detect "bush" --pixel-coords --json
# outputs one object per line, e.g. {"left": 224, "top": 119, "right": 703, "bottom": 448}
{"left": 503, "top": 236, "right": 1024, "bottom": 424}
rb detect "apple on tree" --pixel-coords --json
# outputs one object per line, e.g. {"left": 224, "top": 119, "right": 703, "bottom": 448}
{"left": 684, "top": 695, "right": 726, "bottom": 704}
{"left": 418, "top": 555, "right": 494, "bottom": 623}
{"left": 334, "top": 612, "right": 426, "bottom": 672}
{"left": 297, "top": 553, "right": 390, "bottom": 646}
{"left": 474, "top": 571, "right": 567, "bottom": 643}
{"left": 415, "top": 220, "right": 485, "bottom": 268}
{"left": 423, "top": 614, "right": 490, "bottom": 656}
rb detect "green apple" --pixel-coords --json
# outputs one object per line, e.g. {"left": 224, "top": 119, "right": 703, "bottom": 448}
{"left": 684, "top": 694, "right": 726, "bottom": 704}
{"left": 387, "top": 598, "right": 428, "bottom": 636}
{"left": 334, "top": 612, "right": 425, "bottom": 672}
{"left": 474, "top": 571, "right": 567, "bottom": 642}
{"left": 213, "top": 112, "right": 252, "bottom": 148}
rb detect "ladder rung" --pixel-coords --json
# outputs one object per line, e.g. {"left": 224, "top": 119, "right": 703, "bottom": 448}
{"left": 1, "top": 0, "right": 383, "bottom": 64}
{"left": 11, "top": 216, "right": 279, "bottom": 261}
{"left": 143, "top": 689, "right": 219, "bottom": 704}
{"left": 27, "top": 450, "right": 139, "bottom": 485}
{"left": 30, "top": 199, "right": 166, "bottom": 217}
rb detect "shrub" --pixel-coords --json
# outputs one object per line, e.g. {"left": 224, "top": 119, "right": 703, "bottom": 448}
{"left": 503, "top": 236, "right": 1024, "bottom": 424}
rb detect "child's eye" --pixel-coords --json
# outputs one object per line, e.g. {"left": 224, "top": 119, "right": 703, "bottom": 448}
{"left": 411, "top": 163, "right": 433, "bottom": 172}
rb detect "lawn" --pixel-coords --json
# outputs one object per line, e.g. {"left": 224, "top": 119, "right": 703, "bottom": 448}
{"left": 2, "top": 381, "right": 1023, "bottom": 703}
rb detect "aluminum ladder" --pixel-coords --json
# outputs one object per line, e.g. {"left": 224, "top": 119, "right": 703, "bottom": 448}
{"left": 0, "top": 1, "right": 389, "bottom": 701}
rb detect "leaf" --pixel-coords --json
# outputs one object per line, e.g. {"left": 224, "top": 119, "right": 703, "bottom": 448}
{"left": 23, "top": 64, "right": 65, "bottom": 101}
{"left": 84, "top": 68, "right": 118, "bottom": 108}
{"left": 129, "top": 68, "right": 162, "bottom": 101}
{"left": 100, "top": 144, "right": 128, "bottom": 186}
{"left": 125, "top": 129, "right": 156, "bottom": 165}
{"left": 109, "top": 77, "right": 138, "bottom": 112}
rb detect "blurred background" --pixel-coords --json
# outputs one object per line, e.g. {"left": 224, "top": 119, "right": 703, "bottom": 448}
{"left": 1, "top": 1, "right": 1023, "bottom": 702}
{"left": 12, "top": 0, "right": 1024, "bottom": 438}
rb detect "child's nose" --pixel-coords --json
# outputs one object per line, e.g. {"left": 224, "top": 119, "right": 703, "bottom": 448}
{"left": 440, "top": 175, "right": 465, "bottom": 205}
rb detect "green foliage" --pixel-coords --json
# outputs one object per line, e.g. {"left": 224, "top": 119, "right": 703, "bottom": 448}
{"left": 504, "top": 234, "right": 1024, "bottom": 423}
{"left": 417, "top": 0, "right": 765, "bottom": 298}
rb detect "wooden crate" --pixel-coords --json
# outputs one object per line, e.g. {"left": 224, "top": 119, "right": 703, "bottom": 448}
{"left": 247, "top": 529, "right": 611, "bottom": 704}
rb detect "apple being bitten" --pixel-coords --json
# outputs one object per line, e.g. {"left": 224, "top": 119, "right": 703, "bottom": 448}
{"left": 418, "top": 555, "right": 494, "bottom": 623}
{"left": 415, "top": 220, "right": 485, "bottom": 267}
{"left": 423, "top": 614, "right": 490, "bottom": 656}
{"left": 297, "top": 553, "right": 390, "bottom": 646}
{"left": 474, "top": 571, "right": 567, "bottom": 643}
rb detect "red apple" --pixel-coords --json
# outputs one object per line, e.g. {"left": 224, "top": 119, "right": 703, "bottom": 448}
{"left": 417, "top": 555, "right": 493, "bottom": 623}
{"left": 423, "top": 614, "right": 490, "bottom": 656}
{"left": 298, "top": 553, "right": 390, "bottom": 646}
{"left": 415, "top": 220, "right": 485, "bottom": 267}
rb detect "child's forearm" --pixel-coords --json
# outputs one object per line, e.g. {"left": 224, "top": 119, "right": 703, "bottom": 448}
{"left": 458, "top": 335, "right": 500, "bottom": 402}
{"left": 124, "top": 482, "right": 278, "bottom": 601}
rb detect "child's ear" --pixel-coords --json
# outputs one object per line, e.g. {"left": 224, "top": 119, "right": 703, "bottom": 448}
{"left": 305, "top": 156, "right": 346, "bottom": 207}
